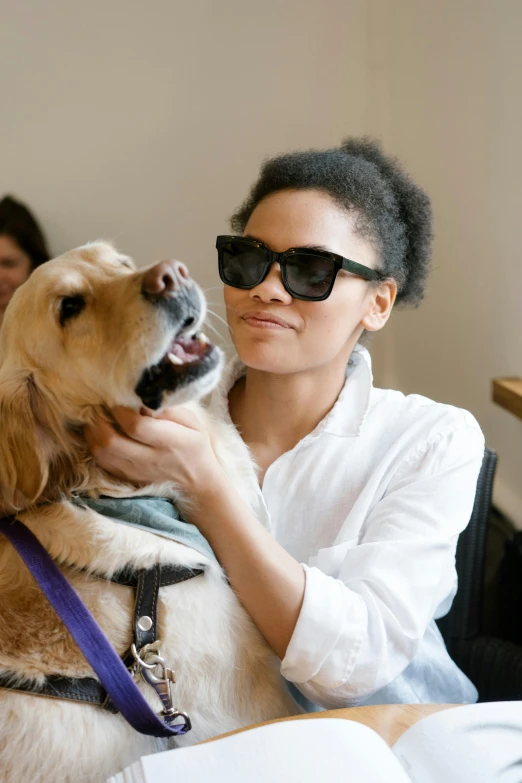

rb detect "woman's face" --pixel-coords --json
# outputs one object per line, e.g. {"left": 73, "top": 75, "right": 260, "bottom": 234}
{"left": 223, "top": 189, "right": 397, "bottom": 375}
{"left": 0, "top": 235, "right": 32, "bottom": 313}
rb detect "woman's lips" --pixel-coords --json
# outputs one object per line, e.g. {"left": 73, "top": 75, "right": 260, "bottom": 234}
{"left": 241, "top": 312, "right": 293, "bottom": 330}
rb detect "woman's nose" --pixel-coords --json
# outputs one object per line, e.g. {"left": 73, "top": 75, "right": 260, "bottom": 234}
{"left": 250, "top": 262, "right": 292, "bottom": 304}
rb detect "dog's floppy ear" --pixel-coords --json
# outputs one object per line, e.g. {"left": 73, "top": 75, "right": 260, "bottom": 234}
{"left": 0, "top": 371, "right": 53, "bottom": 508}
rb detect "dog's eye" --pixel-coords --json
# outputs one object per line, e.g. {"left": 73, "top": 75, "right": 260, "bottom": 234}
{"left": 59, "top": 295, "right": 86, "bottom": 326}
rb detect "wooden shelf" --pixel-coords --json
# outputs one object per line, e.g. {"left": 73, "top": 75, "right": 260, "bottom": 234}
{"left": 492, "top": 378, "right": 522, "bottom": 421}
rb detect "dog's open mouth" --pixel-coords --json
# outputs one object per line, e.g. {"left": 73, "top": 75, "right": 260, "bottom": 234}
{"left": 135, "top": 331, "right": 220, "bottom": 410}
{"left": 163, "top": 332, "right": 211, "bottom": 368}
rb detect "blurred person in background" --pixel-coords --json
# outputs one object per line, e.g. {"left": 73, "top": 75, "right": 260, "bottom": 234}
{"left": 0, "top": 195, "right": 51, "bottom": 328}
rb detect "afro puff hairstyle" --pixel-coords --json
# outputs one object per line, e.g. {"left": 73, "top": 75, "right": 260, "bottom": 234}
{"left": 230, "top": 138, "right": 433, "bottom": 306}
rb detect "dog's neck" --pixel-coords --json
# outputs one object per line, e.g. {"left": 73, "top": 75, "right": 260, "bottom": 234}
{"left": 22, "top": 417, "right": 193, "bottom": 576}
{"left": 38, "top": 405, "right": 151, "bottom": 503}
{"left": 13, "top": 490, "right": 205, "bottom": 582}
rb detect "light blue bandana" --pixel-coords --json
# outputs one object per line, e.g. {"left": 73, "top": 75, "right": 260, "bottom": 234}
{"left": 72, "top": 495, "right": 217, "bottom": 563}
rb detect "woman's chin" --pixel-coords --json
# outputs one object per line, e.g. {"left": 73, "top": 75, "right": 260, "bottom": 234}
{"left": 234, "top": 340, "right": 301, "bottom": 374}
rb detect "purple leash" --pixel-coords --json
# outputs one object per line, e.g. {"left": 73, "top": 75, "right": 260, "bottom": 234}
{"left": 0, "top": 515, "right": 191, "bottom": 738}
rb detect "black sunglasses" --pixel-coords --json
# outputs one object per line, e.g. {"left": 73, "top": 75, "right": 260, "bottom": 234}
{"left": 216, "top": 235, "right": 383, "bottom": 302}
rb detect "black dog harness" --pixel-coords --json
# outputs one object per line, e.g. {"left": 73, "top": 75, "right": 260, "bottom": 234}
{"left": 0, "top": 561, "right": 204, "bottom": 711}
{"left": 0, "top": 496, "right": 209, "bottom": 712}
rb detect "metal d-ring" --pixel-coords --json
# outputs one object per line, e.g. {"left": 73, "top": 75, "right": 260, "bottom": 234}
{"left": 131, "top": 643, "right": 162, "bottom": 672}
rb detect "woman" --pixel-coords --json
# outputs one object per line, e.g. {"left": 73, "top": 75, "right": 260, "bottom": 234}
{"left": 87, "top": 138, "right": 484, "bottom": 708}
{"left": 0, "top": 195, "right": 50, "bottom": 327}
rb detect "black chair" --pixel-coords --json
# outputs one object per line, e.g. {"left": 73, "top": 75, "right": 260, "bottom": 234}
{"left": 437, "top": 447, "right": 522, "bottom": 701}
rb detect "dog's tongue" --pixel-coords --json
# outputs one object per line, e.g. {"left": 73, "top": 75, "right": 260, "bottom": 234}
{"left": 168, "top": 334, "right": 209, "bottom": 365}
{"left": 169, "top": 340, "right": 193, "bottom": 363}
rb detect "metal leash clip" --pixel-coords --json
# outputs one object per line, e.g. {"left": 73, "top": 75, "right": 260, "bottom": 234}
{"left": 131, "top": 642, "right": 191, "bottom": 733}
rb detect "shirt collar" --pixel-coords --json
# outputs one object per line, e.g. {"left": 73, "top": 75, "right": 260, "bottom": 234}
{"left": 208, "top": 343, "right": 374, "bottom": 439}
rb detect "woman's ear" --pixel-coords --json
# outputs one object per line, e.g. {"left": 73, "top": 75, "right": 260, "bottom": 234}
{"left": 0, "top": 372, "right": 52, "bottom": 508}
{"left": 361, "top": 279, "right": 397, "bottom": 333}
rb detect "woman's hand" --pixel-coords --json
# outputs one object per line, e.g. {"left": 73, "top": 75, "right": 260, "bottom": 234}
{"left": 86, "top": 405, "right": 306, "bottom": 662}
{"left": 85, "top": 406, "right": 226, "bottom": 495}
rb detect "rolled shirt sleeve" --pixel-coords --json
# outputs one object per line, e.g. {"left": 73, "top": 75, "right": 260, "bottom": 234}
{"left": 280, "top": 423, "right": 485, "bottom": 708}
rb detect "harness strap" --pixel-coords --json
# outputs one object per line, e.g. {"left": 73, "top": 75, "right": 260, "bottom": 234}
{"left": 91, "top": 563, "right": 205, "bottom": 589}
{"left": 0, "top": 671, "right": 114, "bottom": 709}
{"left": 115, "top": 563, "right": 204, "bottom": 712}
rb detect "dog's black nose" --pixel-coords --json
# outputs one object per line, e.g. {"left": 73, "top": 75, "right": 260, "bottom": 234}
{"left": 141, "top": 260, "right": 190, "bottom": 298}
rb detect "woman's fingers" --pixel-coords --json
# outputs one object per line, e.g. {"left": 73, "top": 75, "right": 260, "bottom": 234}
{"left": 148, "top": 405, "right": 203, "bottom": 430}
{"left": 110, "top": 406, "right": 202, "bottom": 447}
{"left": 85, "top": 414, "right": 153, "bottom": 481}
{"left": 84, "top": 406, "right": 214, "bottom": 487}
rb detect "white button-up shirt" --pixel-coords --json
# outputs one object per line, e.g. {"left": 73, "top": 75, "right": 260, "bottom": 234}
{"left": 209, "top": 345, "right": 485, "bottom": 708}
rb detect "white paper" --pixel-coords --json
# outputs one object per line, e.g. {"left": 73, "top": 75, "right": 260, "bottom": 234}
{"left": 392, "top": 701, "right": 522, "bottom": 783}
{"left": 108, "top": 718, "right": 412, "bottom": 783}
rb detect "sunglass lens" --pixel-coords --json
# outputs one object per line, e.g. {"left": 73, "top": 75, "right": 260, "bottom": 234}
{"left": 221, "top": 240, "right": 267, "bottom": 288}
{"left": 285, "top": 254, "right": 335, "bottom": 299}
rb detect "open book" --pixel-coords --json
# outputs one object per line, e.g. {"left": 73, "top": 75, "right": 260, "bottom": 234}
{"left": 108, "top": 701, "right": 522, "bottom": 783}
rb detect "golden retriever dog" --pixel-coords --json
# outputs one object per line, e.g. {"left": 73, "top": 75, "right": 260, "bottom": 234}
{"left": 0, "top": 242, "right": 298, "bottom": 783}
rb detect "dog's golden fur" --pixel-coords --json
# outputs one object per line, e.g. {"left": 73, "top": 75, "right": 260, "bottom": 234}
{"left": 0, "top": 242, "right": 298, "bottom": 783}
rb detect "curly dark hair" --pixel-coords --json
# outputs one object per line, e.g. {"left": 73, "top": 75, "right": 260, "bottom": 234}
{"left": 0, "top": 195, "right": 51, "bottom": 269}
{"left": 230, "top": 137, "right": 433, "bottom": 306}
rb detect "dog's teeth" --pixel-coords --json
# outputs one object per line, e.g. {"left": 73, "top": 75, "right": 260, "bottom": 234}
{"left": 167, "top": 352, "right": 183, "bottom": 366}
{"left": 199, "top": 333, "right": 210, "bottom": 346}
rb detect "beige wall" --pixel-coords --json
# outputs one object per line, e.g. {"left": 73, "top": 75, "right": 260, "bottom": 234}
{"left": 1, "top": 0, "right": 366, "bottom": 276}
{"left": 367, "top": 0, "right": 522, "bottom": 527}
